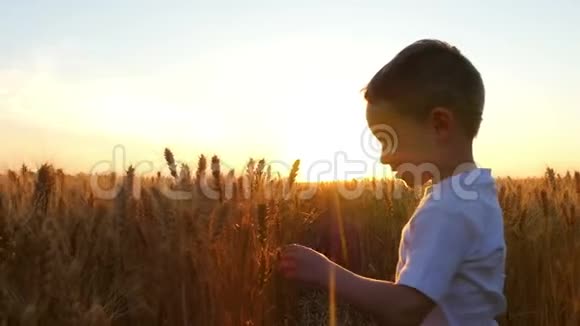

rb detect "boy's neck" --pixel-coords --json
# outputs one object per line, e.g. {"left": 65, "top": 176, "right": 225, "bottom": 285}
{"left": 434, "top": 144, "right": 476, "bottom": 183}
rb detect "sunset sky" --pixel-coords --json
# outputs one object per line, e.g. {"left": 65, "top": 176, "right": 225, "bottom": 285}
{"left": 1, "top": 1, "right": 579, "bottom": 181}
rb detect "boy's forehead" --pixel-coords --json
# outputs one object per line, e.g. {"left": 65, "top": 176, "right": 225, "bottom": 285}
{"left": 366, "top": 102, "right": 401, "bottom": 125}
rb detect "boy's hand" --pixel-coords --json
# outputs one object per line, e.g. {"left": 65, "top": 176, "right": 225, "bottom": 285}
{"left": 278, "top": 244, "right": 334, "bottom": 288}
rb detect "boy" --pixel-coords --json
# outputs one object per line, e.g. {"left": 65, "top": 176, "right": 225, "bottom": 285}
{"left": 279, "top": 39, "right": 507, "bottom": 325}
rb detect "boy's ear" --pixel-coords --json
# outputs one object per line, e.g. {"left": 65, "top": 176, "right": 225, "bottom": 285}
{"left": 430, "top": 107, "right": 453, "bottom": 138}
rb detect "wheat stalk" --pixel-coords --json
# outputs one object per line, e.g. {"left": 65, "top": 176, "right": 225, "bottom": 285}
{"left": 164, "top": 148, "right": 178, "bottom": 179}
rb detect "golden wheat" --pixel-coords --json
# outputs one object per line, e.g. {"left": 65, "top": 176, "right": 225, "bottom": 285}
{"left": 0, "top": 157, "right": 578, "bottom": 325}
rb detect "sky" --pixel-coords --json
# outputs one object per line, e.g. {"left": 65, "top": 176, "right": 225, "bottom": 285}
{"left": 1, "top": 0, "right": 579, "bottom": 181}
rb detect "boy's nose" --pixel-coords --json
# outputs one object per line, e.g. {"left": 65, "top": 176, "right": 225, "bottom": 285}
{"left": 380, "top": 155, "right": 390, "bottom": 165}
{"left": 380, "top": 152, "right": 396, "bottom": 166}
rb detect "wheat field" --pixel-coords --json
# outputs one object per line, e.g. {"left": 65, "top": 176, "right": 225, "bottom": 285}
{"left": 0, "top": 150, "right": 578, "bottom": 325}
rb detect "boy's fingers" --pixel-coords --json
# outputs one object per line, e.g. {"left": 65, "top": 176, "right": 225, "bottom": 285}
{"left": 278, "top": 264, "right": 296, "bottom": 278}
{"left": 283, "top": 269, "right": 297, "bottom": 279}
{"left": 281, "top": 250, "right": 298, "bottom": 258}
{"left": 279, "top": 267, "right": 296, "bottom": 276}
{"left": 283, "top": 243, "right": 303, "bottom": 252}
{"left": 280, "top": 246, "right": 294, "bottom": 256}
{"left": 280, "top": 247, "right": 302, "bottom": 259}
{"left": 283, "top": 245, "right": 306, "bottom": 256}
{"left": 278, "top": 259, "right": 296, "bottom": 270}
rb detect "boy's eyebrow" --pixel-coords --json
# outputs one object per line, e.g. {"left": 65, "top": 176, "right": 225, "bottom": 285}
{"left": 367, "top": 100, "right": 399, "bottom": 115}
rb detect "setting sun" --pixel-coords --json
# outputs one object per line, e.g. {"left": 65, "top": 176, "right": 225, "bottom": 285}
{"left": 1, "top": 1, "right": 579, "bottom": 325}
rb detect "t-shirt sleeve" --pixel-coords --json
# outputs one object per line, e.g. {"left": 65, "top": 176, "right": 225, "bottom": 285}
{"left": 396, "top": 204, "right": 478, "bottom": 302}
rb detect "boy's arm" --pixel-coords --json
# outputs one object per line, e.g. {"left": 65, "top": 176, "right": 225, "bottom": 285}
{"left": 279, "top": 244, "right": 434, "bottom": 325}
{"left": 279, "top": 206, "right": 475, "bottom": 324}
{"left": 331, "top": 261, "right": 435, "bottom": 325}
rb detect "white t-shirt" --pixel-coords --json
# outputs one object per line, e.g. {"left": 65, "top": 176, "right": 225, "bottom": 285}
{"left": 395, "top": 168, "right": 507, "bottom": 325}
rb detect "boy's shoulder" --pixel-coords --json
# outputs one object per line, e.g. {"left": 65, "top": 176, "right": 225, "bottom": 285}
{"left": 409, "top": 168, "right": 502, "bottom": 238}
{"left": 424, "top": 168, "right": 500, "bottom": 212}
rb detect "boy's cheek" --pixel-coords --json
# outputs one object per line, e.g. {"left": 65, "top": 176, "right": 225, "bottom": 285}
{"left": 381, "top": 136, "right": 435, "bottom": 170}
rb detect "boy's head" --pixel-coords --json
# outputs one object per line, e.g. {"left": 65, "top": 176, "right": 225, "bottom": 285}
{"left": 364, "top": 39, "right": 484, "bottom": 186}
